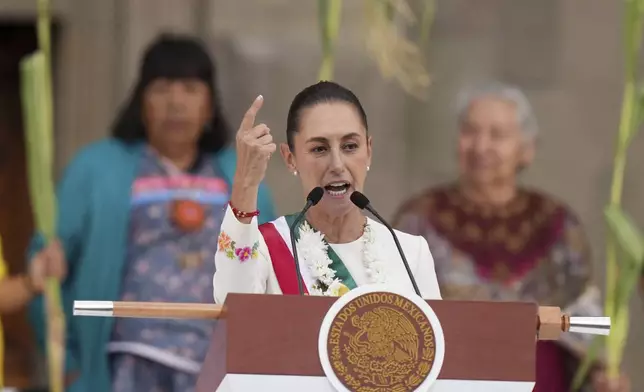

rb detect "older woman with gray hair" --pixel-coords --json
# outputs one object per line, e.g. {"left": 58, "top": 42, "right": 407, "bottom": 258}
{"left": 392, "top": 82, "right": 629, "bottom": 392}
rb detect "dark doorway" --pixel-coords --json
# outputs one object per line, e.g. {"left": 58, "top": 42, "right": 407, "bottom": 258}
{"left": 0, "top": 21, "right": 56, "bottom": 389}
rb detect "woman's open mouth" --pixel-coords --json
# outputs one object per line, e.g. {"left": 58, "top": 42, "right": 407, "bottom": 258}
{"left": 324, "top": 181, "right": 350, "bottom": 198}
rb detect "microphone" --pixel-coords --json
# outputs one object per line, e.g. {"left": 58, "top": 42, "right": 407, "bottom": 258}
{"left": 289, "top": 187, "right": 325, "bottom": 295}
{"left": 350, "top": 191, "right": 421, "bottom": 296}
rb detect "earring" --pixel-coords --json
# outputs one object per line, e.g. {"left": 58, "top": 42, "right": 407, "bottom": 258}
{"left": 367, "top": 166, "right": 370, "bottom": 172}
{"left": 293, "top": 170, "right": 298, "bottom": 176}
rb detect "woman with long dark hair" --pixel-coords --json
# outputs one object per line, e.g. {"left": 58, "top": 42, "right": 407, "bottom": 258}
{"left": 26, "top": 33, "right": 275, "bottom": 392}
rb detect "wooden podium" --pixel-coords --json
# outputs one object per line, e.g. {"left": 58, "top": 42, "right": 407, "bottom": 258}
{"left": 74, "top": 291, "right": 609, "bottom": 392}
{"left": 198, "top": 294, "right": 537, "bottom": 392}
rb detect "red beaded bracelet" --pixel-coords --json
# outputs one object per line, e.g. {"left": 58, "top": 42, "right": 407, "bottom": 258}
{"left": 229, "top": 201, "right": 260, "bottom": 219}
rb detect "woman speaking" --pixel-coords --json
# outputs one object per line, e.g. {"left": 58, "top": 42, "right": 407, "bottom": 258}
{"left": 213, "top": 81, "right": 441, "bottom": 302}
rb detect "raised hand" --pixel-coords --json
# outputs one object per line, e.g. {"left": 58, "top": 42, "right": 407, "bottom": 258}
{"left": 233, "top": 95, "right": 276, "bottom": 188}
{"left": 230, "top": 95, "right": 276, "bottom": 220}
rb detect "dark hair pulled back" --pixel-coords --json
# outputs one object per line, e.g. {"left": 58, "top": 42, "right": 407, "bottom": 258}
{"left": 286, "top": 81, "right": 368, "bottom": 150}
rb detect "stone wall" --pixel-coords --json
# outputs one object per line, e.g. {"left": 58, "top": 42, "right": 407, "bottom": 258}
{"left": 1, "top": 0, "right": 642, "bottom": 387}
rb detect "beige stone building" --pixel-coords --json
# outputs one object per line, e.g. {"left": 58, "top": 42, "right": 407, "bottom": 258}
{"left": 0, "top": 0, "right": 642, "bottom": 389}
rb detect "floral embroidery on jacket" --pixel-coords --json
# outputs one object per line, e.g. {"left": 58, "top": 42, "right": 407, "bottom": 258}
{"left": 218, "top": 232, "right": 232, "bottom": 251}
{"left": 218, "top": 231, "right": 258, "bottom": 262}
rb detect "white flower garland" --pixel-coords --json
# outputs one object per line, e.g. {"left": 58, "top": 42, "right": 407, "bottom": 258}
{"left": 296, "top": 219, "right": 386, "bottom": 296}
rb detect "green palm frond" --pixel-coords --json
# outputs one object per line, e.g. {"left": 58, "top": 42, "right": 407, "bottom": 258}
{"left": 417, "top": 0, "right": 436, "bottom": 49}
{"left": 20, "top": 1, "right": 65, "bottom": 391}
{"left": 317, "top": 0, "right": 435, "bottom": 99}
{"left": 362, "top": 0, "right": 431, "bottom": 98}
{"left": 318, "top": 0, "right": 343, "bottom": 80}
{"left": 572, "top": 0, "right": 644, "bottom": 389}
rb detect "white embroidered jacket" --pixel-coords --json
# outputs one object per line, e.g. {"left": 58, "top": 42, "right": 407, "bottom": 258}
{"left": 213, "top": 205, "right": 442, "bottom": 304}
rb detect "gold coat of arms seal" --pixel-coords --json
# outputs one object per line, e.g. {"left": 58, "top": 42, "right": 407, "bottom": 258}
{"left": 319, "top": 285, "right": 445, "bottom": 392}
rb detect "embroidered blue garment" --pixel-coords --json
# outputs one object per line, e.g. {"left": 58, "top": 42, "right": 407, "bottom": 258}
{"left": 26, "top": 138, "right": 276, "bottom": 392}
{"left": 108, "top": 148, "right": 228, "bottom": 373}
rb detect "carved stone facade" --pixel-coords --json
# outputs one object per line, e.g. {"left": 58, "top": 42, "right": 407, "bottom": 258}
{"left": 0, "top": 0, "right": 642, "bottom": 388}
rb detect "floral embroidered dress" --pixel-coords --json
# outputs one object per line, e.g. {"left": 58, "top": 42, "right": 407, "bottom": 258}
{"left": 213, "top": 203, "right": 442, "bottom": 303}
{"left": 108, "top": 148, "right": 229, "bottom": 390}
{"left": 392, "top": 183, "right": 603, "bottom": 392}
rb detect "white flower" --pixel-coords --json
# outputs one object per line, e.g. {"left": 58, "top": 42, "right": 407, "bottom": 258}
{"left": 362, "top": 226, "right": 387, "bottom": 285}
{"left": 296, "top": 218, "right": 384, "bottom": 296}
{"left": 328, "top": 279, "right": 350, "bottom": 296}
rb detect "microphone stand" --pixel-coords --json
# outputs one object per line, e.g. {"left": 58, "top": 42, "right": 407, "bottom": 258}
{"left": 289, "top": 209, "right": 309, "bottom": 296}
{"left": 288, "top": 187, "right": 324, "bottom": 296}
{"left": 365, "top": 205, "right": 421, "bottom": 296}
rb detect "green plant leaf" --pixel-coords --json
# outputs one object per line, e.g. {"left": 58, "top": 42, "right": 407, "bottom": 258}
{"left": 571, "top": 336, "right": 603, "bottom": 391}
{"left": 602, "top": 206, "right": 644, "bottom": 380}
{"left": 584, "top": 0, "right": 644, "bottom": 386}
{"left": 418, "top": 0, "right": 436, "bottom": 49}
{"left": 625, "top": 0, "right": 644, "bottom": 76}
{"left": 317, "top": 0, "right": 343, "bottom": 81}
{"left": 20, "top": 2, "right": 65, "bottom": 392}
{"left": 616, "top": 248, "right": 644, "bottom": 308}
{"left": 362, "top": 0, "right": 431, "bottom": 98}
{"left": 606, "top": 305, "right": 630, "bottom": 379}
{"left": 21, "top": 51, "right": 65, "bottom": 392}
{"left": 604, "top": 205, "right": 644, "bottom": 264}
{"left": 635, "top": 85, "right": 644, "bottom": 132}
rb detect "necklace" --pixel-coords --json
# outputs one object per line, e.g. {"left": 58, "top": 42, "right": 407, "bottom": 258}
{"left": 153, "top": 148, "right": 207, "bottom": 233}
{"left": 295, "top": 218, "right": 386, "bottom": 296}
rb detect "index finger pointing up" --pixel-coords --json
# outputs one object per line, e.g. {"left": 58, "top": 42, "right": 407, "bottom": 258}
{"left": 239, "top": 95, "right": 264, "bottom": 132}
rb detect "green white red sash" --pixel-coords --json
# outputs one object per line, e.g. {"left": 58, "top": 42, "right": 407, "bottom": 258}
{"left": 258, "top": 214, "right": 357, "bottom": 295}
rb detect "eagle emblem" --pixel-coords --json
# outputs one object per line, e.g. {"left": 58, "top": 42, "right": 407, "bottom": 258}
{"left": 327, "top": 293, "right": 436, "bottom": 392}
{"left": 348, "top": 307, "right": 419, "bottom": 365}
